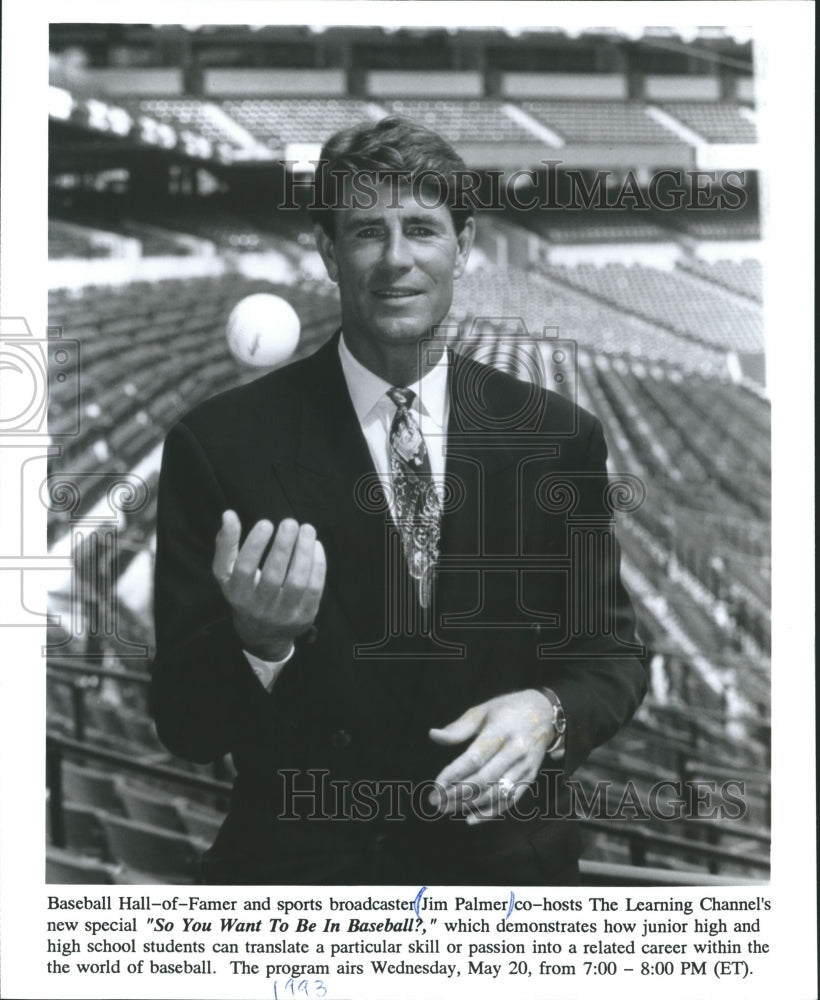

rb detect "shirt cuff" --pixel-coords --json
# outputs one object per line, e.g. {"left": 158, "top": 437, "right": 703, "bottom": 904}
{"left": 243, "top": 645, "right": 294, "bottom": 692}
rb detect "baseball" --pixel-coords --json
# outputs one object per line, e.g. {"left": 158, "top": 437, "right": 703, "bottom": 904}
{"left": 226, "top": 293, "right": 301, "bottom": 367}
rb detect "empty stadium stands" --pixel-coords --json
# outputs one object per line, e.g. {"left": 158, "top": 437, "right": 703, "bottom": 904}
{"left": 665, "top": 206, "right": 761, "bottom": 241}
{"left": 133, "top": 201, "right": 285, "bottom": 252}
{"left": 121, "top": 98, "right": 259, "bottom": 157}
{"left": 519, "top": 209, "right": 671, "bottom": 245}
{"left": 544, "top": 262, "right": 764, "bottom": 353}
{"left": 521, "top": 100, "right": 679, "bottom": 144}
{"left": 677, "top": 257, "right": 762, "bottom": 302}
{"left": 51, "top": 206, "right": 194, "bottom": 257}
{"left": 48, "top": 274, "right": 339, "bottom": 470}
{"left": 49, "top": 220, "right": 113, "bottom": 260}
{"left": 45, "top": 66, "right": 770, "bottom": 883}
{"left": 660, "top": 102, "right": 757, "bottom": 143}
{"left": 179, "top": 96, "right": 764, "bottom": 151}
{"left": 384, "top": 99, "right": 536, "bottom": 143}
{"left": 450, "top": 267, "right": 733, "bottom": 372}
{"left": 51, "top": 196, "right": 292, "bottom": 255}
{"left": 101, "top": 813, "right": 207, "bottom": 883}
{"left": 47, "top": 845, "right": 120, "bottom": 884}
{"left": 222, "top": 98, "right": 377, "bottom": 146}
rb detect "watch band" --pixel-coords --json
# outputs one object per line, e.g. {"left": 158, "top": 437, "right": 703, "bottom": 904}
{"left": 541, "top": 687, "right": 567, "bottom": 755}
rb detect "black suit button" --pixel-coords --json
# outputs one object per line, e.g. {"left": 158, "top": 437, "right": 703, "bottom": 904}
{"left": 330, "top": 728, "right": 351, "bottom": 749}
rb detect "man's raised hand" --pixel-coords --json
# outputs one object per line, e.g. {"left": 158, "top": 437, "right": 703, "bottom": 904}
{"left": 212, "top": 510, "right": 326, "bottom": 661}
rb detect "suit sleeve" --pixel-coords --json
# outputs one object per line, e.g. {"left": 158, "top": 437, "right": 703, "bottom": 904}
{"left": 149, "top": 420, "right": 288, "bottom": 763}
{"left": 536, "top": 416, "right": 648, "bottom": 777}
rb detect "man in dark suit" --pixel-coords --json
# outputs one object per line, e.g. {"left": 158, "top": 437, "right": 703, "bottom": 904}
{"left": 150, "top": 117, "right": 647, "bottom": 885}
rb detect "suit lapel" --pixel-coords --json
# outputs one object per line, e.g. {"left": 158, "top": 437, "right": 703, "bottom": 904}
{"left": 439, "top": 352, "right": 540, "bottom": 560}
{"left": 267, "top": 334, "right": 398, "bottom": 652}
{"left": 424, "top": 355, "right": 563, "bottom": 719}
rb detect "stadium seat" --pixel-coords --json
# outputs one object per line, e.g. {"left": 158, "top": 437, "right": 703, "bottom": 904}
{"left": 515, "top": 209, "right": 670, "bottom": 244}
{"left": 677, "top": 258, "right": 762, "bottom": 302}
{"left": 450, "top": 267, "right": 732, "bottom": 372}
{"left": 99, "top": 813, "right": 207, "bottom": 883}
{"left": 176, "top": 802, "right": 226, "bottom": 841}
{"left": 122, "top": 98, "right": 257, "bottom": 158}
{"left": 61, "top": 761, "right": 126, "bottom": 814}
{"left": 521, "top": 100, "right": 679, "bottom": 143}
{"left": 84, "top": 700, "right": 129, "bottom": 740}
{"left": 117, "top": 711, "right": 166, "bottom": 753}
{"left": 222, "top": 98, "right": 374, "bottom": 145}
{"left": 544, "top": 262, "right": 764, "bottom": 353}
{"left": 661, "top": 102, "right": 757, "bottom": 143}
{"left": 62, "top": 802, "right": 112, "bottom": 859}
{"left": 49, "top": 220, "right": 112, "bottom": 260}
{"left": 47, "top": 845, "right": 120, "bottom": 884}
{"left": 117, "top": 784, "right": 187, "bottom": 833}
{"left": 384, "top": 99, "right": 536, "bottom": 143}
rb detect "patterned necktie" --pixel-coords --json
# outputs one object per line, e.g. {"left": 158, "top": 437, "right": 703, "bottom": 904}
{"left": 387, "top": 387, "right": 442, "bottom": 608}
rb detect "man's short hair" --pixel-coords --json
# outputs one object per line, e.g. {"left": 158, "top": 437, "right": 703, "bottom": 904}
{"left": 310, "top": 116, "right": 474, "bottom": 238}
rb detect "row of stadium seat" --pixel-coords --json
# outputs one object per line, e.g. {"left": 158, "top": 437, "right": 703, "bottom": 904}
{"left": 450, "top": 267, "right": 733, "bottom": 371}
{"left": 677, "top": 257, "right": 762, "bottom": 302}
{"left": 47, "top": 276, "right": 340, "bottom": 543}
{"left": 47, "top": 801, "right": 209, "bottom": 884}
{"left": 659, "top": 101, "right": 756, "bottom": 144}
{"left": 574, "top": 353, "right": 770, "bottom": 664}
{"left": 46, "top": 675, "right": 769, "bottom": 883}
{"left": 49, "top": 206, "right": 762, "bottom": 261}
{"left": 384, "top": 99, "right": 535, "bottom": 143}
{"left": 49, "top": 221, "right": 112, "bottom": 259}
{"left": 521, "top": 100, "right": 676, "bottom": 144}
{"left": 610, "top": 366, "right": 769, "bottom": 509}
{"left": 544, "top": 262, "right": 763, "bottom": 353}
{"left": 51, "top": 198, "right": 296, "bottom": 255}
{"left": 513, "top": 209, "right": 671, "bottom": 245}
{"left": 59, "top": 760, "right": 223, "bottom": 835}
{"left": 123, "top": 97, "right": 757, "bottom": 147}
{"left": 119, "top": 98, "right": 251, "bottom": 151}
{"left": 223, "top": 97, "right": 377, "bottom": 146}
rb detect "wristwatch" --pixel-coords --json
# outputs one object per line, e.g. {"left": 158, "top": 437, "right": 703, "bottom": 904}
{"left": 540, "top": 687, "right": 567, "bottom": 755}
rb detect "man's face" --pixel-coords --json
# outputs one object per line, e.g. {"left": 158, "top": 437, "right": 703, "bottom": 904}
{"left": 315, "top": 181, "right": 474, "bottom": 355}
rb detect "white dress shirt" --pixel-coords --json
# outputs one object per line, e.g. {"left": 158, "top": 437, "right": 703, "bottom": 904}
{"left": 246, "top": 333, "right": 450, "bottom": 691}
{"left": 337, "top": 331, "right": 449, "bottom": 491}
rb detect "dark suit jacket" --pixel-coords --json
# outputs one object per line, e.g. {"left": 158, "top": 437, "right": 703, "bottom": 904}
{"left": 150, "top": 333, "right": 647, "bottom": 884}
